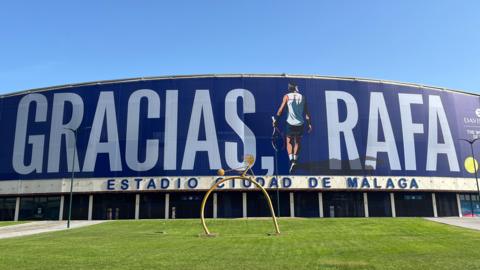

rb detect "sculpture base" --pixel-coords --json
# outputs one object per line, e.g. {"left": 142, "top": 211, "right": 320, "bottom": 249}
{"left": 199, "top": 233, "right": 218, "bottom": 238}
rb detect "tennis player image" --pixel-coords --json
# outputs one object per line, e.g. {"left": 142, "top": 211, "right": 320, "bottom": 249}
{"left": 272, "top": 83, "right": 313, "bottom": 173}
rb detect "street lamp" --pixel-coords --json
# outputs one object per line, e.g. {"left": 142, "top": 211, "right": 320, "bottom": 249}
{"left": 459, "top": 138, "right": 480, "bottom": 216}
{"left": 64, "top": 126, "right": 90, "bottom": 228}
{"left": 64, "top": 127, "right": 78, "bottom": 229}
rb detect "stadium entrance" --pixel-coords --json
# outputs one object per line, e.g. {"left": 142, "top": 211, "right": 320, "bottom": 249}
{"left": 0, "top": 190, "right": 471, "bottom": 221}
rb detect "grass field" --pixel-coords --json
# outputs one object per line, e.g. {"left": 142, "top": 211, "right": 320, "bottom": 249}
{"left": 0, "top": 218, "right": 479, "bottom": 270}
{"left": 0, "top": 221, "right": 26, "bottom": 227}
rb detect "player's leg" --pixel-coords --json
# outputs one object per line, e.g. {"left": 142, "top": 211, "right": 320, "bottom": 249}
{"left": 287, "top": 134, "right": 298, "bottom": 173}
{"left": 285, "top": 124, "right": 295, "bottom": 162}
{"left": 286, "top": 136, "right": 294, "bottom": 162}
{"left": 289, "top": 125, "right": 304, "bottom": 173}
{"left": 293, "top": 136, "right": 301, "bottom": 161}
{"left": 286, "top": 124, "right": 301, "bottom": 173}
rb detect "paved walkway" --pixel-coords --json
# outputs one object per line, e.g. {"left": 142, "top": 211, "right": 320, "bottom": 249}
{"left": 0, "top": 221, "right": 107, "bottom": 240}
{"left": 426, "top": 217, "right": 480, "bottom": 231}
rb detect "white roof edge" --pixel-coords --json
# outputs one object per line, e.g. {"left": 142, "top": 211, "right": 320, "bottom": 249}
{"left": 1, "top": 73, "right": 478, "bottom": 98}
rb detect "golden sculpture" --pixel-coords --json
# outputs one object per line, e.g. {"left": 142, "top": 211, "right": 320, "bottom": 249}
{"left": 200, "top": 155, "right": 281, "bottom": 236}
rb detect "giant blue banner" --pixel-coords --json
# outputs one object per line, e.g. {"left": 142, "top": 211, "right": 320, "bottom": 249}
{"left": 1, "top": 76, "right": 480, "bottom": 180}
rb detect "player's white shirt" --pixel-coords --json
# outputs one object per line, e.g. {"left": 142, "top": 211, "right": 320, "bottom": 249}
{"left": 286, "top": 92, "right": 305, "bottom": 126}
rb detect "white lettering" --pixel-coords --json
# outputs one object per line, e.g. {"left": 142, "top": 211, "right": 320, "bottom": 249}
{"left": 164, "top": 90, "right": 178, "bottom": 170}
{"left": 12, "top": 94, "right": 48, "bottom": 174}
{"left": 325, "top": 91, "right": 361, "bottom": 169}
{"left": 225, "top": 89, "right": 256, "bottom": 168}
{"left": 181, "top": 90, "right": 221, "bottom": 170}
{"left": 399, "top": 94, "right": 424, "bottom": 170}
{"left": 125, "top": 89, "right": 160, "bottom": 171}
{"left": 426, "top": 95, "right": 459, "bottom": 171}
{"left": 365, "top": 92, "right": 401, "bottom": 170}
{"left": 47, "top": 93, "right": 84, "bottom": 173}
{"left": 83, "top": 92, "right": 122, "bottom": 172}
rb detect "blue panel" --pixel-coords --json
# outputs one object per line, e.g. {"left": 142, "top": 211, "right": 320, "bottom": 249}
{"left": 0, "top": 76, "right": 479, "bottom": 180}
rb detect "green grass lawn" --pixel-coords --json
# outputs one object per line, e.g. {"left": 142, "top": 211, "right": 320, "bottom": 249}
{"left": 0, "top": 221, "right": 26, "bottom": 227}
{"left": 0, "top": 218, "right": 479, "bottom": 270}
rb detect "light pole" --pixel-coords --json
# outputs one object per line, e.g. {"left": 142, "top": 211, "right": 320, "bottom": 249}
{"left": 64, "top": 126, "right": 90, "bottom": 228}
{"left": 64, "top": 127, "right": 78, "bottom": 229}
{"left": 459, "top": 138, "right": 480, "bottom": 216}
{"left": 274, "top": 147, "right": 281, "bottom": 218}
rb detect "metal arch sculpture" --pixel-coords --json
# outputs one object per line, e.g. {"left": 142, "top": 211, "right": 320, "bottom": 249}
{"left": 200, "top": 155, "right": 281, "bottom": 236}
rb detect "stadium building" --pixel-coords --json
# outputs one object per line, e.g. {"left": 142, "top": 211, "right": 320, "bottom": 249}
{"left": 0, "top": 74, "right": 479, "bottom": 221}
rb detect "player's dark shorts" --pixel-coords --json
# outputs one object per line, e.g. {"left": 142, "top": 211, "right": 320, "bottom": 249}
{"left": 286, "top": 124, "right": 304, "bottom": 137}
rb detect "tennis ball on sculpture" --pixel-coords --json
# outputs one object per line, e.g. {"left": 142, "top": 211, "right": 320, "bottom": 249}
{"left": 244, "top": 154, "right": 255, "bottom": 165}
{"left": 217, "top": 169, "right": 225, "bottom": 176}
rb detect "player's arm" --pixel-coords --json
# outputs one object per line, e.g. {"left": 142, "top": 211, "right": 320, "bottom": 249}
{"left": 304, "top": 98, "right": 312, "bottom": 133}
{"left": 273, "top": 95, "right": 288, "bottom": 127}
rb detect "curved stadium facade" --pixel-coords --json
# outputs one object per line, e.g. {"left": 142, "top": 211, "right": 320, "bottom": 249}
{"left": 0, "top": 74, "right": 479, "bottom": 221}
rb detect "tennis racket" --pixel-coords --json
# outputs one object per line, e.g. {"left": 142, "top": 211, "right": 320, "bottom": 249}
{"left": 271, "top": 116, "right": 285, "bottom": 152}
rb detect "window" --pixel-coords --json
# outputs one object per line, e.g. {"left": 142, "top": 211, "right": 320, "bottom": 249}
{"left": 368, "top": 193, "right": 392, "bottom": 217}
{"left": 19, "top": 196, "right": 60, "bottom": 220}
{"left": 140, "top": 193, "right": 165, "bottom": 219}
{"left": 0, "top": 197, "right": 16, "bottom": 221}
{"left": 63, "top": 195, "right": 89, "bottom": 220}
{"left": 395, "top": 192, "right": 433, "bottom": 217}
{"left": 294, "top": 192, "right": 319, "bottom": 217}
{"left": 323, "top": 192, "right": 364, "bottom": 217}
{"left": 93, "top": 194, "right": 135, "bottom": 220}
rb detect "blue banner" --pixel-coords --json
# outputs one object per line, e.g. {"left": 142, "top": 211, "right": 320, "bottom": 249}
{"left": 2, "top": 76, "right": 480, "bottom": 180}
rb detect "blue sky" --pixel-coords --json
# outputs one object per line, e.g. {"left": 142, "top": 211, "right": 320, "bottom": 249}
{"left": 1, "top": 1, "right": 479, "bottom": 93}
